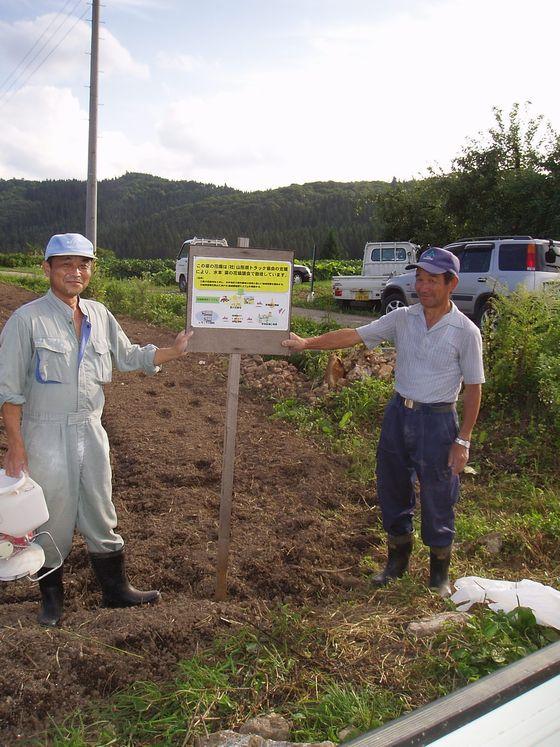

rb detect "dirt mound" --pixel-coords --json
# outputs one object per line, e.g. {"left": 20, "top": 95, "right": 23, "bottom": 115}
{"left": 0, "top": 284, "right": 379, "bottom": 743}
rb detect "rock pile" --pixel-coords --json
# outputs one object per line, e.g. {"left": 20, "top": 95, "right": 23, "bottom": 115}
{"left": 331, "top": 347, "right": 396, "bottom": 387}
{"left": 241, "top": 356, "right": 307, "bottom": 398}
{"left": 240, "top": 347, "right": 396, "bottom": 401}
{"left": 194, "top": 714, "right": 336, "bottom": 747}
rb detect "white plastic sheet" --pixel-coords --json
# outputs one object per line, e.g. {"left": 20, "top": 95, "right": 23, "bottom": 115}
{"left": 451, "top": 576, "right": 560, "bottom": 630}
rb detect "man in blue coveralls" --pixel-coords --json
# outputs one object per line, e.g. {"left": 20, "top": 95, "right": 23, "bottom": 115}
{"left": 282, "top": 247, "right": 484, "bottom": 597}
{"left": 0, "top": 233, "right": 192, "bottom": 626}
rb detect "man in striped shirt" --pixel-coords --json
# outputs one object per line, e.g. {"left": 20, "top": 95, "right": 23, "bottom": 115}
{"left": 282, "top": 247, "right": 484, "bottom": 597}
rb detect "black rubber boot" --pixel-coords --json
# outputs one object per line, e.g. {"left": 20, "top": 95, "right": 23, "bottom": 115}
{"left": 429, "top": 545, "right": 453, "bottom": 598}
{"left": 372, "top": 534, "right": 413, "bottom": 586}
{"left": 89, "top": 549, "right": 161, "bottom": 608}
{"left": 38, "top": 566, "right": 64, "bottom": 627}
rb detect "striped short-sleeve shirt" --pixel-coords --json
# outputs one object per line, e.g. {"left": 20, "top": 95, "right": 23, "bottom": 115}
{"left": 356, "top": 303, "right": 485, "bottom": 403}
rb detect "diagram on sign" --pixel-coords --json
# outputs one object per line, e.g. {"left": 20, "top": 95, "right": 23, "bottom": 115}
{"left": 191, "top": 257, "right": 292, "bottom": 330}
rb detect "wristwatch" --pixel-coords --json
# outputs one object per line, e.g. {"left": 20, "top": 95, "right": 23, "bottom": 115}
{"left": 455, "top": 437, "right": 471, "bottom": 449}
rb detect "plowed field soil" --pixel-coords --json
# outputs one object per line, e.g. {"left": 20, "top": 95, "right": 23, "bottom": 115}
{"left": 0, "top": 284, "right": 377, "bottom": 744}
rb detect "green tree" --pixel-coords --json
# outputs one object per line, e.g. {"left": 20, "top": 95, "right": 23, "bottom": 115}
{"left": 372, "top": 102, "right": 560, "bottom": 244}
{"left": 321, "top": 227, "right": 345, "bottom": 259}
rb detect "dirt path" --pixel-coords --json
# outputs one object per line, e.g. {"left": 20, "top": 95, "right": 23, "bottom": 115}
{"left": 0, "top": 284, "right": 378, "bottom": 743}
{"left": 291, "top": 306, "right": 376, "bottom": 327}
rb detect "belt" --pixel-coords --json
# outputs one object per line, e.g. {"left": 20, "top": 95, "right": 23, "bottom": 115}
{"left": 23, "top": 411, "right": 102, "bottom": 424}
{"left": 397, "top": 394, "right": 456, "bottom": 412}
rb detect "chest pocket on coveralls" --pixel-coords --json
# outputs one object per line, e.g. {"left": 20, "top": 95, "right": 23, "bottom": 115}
{"left": 91, "top": 338, "right": 113, "bottom": 383}
{"left": 34, "top": 337, "right": 71, "bottom": 384}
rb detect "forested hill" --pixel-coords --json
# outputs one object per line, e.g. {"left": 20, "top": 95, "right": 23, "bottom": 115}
{"left": 0, "top": 173, "right": 389, "bottom": 259}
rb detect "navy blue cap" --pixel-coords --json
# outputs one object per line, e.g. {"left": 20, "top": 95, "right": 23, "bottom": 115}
{"left": 406, "top": 246, "right": 460, "bottom": 277}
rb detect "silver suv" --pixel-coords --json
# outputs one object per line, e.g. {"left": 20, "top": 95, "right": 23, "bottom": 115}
{"left": 381, "top": 236, "right": 560, "bottom": 325}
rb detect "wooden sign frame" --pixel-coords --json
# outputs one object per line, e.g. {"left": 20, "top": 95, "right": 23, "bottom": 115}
{"left": 185, "top": 245, "right": 294, "bottom": 356}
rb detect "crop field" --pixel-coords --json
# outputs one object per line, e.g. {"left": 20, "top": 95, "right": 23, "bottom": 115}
{"left": 0, "top": 273, "right": 559, "bottom": 746}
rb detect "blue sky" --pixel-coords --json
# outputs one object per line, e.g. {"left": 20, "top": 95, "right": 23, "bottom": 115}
{"left": 1, "top": 0, "right": 559, "bottom": 190}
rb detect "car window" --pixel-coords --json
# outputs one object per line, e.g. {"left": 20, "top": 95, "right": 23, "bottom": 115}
{"left": 371, "top": 248, "right": 381, "bottom": 261}
{"left": 499, "top": 242, "right": 559, "bottom": 272}
{"left": 444, "top": 244, "right": 466, "bottom": 262}
{"left": 381, "top": 248, "right": 395, "bottom": 261}
{"left": 499, "top": 243, "right": 528, "bottom": 271}
{"left": 395, "top": 248, "right": 406, "bottom": 260}
{"left": 460, "top": 244, "right": 492, "bottom": 273}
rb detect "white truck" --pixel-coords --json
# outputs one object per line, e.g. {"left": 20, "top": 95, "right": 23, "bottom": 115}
{"left": 332, "top": 241, "right": 420, "bottom": 310}
{"left": 176, "top": 236, "right": 229, "bottom": 292}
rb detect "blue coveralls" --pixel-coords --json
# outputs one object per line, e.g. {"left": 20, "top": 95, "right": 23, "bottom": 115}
{"left": 0, "top": 290, "right": 159, "bottom": 566}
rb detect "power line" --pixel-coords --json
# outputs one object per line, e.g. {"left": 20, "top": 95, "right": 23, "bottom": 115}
{"left": 0, "top": 0, "right": 78, "bottom": 94}
{"left": 0, "top": 0, "right": 87, "bottom": 101}
{"left": 0, "top": 0, "right": 88, "bottom": 104}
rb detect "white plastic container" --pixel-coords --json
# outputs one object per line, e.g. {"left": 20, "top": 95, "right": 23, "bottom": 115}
{"left": 0, "top": 470, "right": 49, "bottom": 536}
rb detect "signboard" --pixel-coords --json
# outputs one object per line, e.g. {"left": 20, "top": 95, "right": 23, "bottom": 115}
{"left": 184, "top": 244, "right": 295, "bottom": 600}
{"left": 186, "top": 246, "right": 294, "bottom": 355}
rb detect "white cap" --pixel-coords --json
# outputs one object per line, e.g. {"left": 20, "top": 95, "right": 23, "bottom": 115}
{"left": 45, "top": 233, "right": 96, "bottom": 260}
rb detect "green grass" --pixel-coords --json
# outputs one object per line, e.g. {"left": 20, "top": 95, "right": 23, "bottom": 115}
{"left": 417, "top": 608, "right": 559, "bottom": 686}
{"left": 45, "top": 601, "right": 559, "bottom": 746}
{"left": 0, "top": 265, "right": 43, "bottom": 275}
{"left": 272, "top": 377, "right": 392, "bottom": 482}
{"left": 0, "top": 271, "right": 49, "bottom": 293}
{"left": 45, "top": 608, "right": 408, "bottom": 746}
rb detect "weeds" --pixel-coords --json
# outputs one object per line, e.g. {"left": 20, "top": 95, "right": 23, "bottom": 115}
{"left": 484, "top": 289, "right": 560, "bottom": 435}
{"left": 45, "top": 607, "right": 408, "bottom": 746}
{"left": 0, "top": 272, "right": 49, "bottom": 294}
{"left": 449, "top": 608, "right": 559, "bottom": 681}
{"left": 272, "top": 377, "right": 391, "bottom": 482}
{"left": 288, "top": 683, "right": 404, "bottom": 742}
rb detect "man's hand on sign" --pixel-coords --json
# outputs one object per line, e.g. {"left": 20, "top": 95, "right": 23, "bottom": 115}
{"left": 153, "top": 330, "right": 193, "bottom": 365}
{"left": 173, "top": 329, "right": 193, "bottom": 356}
{"left": 281, "top": 332, "right": 307, "bottom": 352}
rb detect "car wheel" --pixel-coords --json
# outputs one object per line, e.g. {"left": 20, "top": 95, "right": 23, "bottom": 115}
{"left": 382, "top": 293, "right": 407, "bottom": 314}
{"left": 293, "top": 272, "right": 304, "bottom": 284}
{"left": 474, "top": 298, "right": 496, "bottom": 329}
{"left": 178, "top": 275, "right": 187, "bottom": 293}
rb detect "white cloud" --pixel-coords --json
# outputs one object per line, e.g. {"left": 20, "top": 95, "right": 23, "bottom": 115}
{"left": 2, "top": 0, "right": 560, "bottom": 190}
{"left": 157, "top": 0, "right": 560, "bottom": 188}
{"left": 106, "top": 0, "right": 171, "bottom": 8}
{"left": 0, "top": 12, "right": 148, "bottom": 97}
{"left": 0, "top": 86, "right": 88, "bottom": 179}
{"left": 155, "top": 52, "right": 198, "bottom": 73}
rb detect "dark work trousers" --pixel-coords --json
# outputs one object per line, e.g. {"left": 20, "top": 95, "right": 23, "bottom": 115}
{"left": 376, "top": 394, "right": 460, "bottom": 547}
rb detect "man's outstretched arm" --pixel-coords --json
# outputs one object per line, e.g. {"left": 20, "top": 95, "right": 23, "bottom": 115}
{"left": 281, "top": 328, "right": 362, "bottom": 352}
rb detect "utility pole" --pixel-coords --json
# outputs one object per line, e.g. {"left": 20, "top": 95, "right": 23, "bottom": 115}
{"left": 85, "top": 0, "right": 100, "bottom": 249}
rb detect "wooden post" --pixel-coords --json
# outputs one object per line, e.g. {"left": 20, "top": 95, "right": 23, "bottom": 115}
{"left": 215, "top": 353, "right": 241, "bottom": 601}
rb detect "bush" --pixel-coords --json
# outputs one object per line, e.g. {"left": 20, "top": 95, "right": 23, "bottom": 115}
{"left": 102, "top": 278, "right": 185, "bottom": 330}
{"left": 142, "top": 268, "right": 176, "bottom": 286}
{"left": 101, "top": 257, "right": 174, "bottom": 280}
{"left": 483, "top": 289, "right": 560, "bottom": 426}
{"left": 0, "top": 273, "right": 48, "bottom": 294}
{"left": 305, "top": 259, "right": 362, "bottom": 280}
{"left": 0, "top": 252, "right": 42, "bottom": 268}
